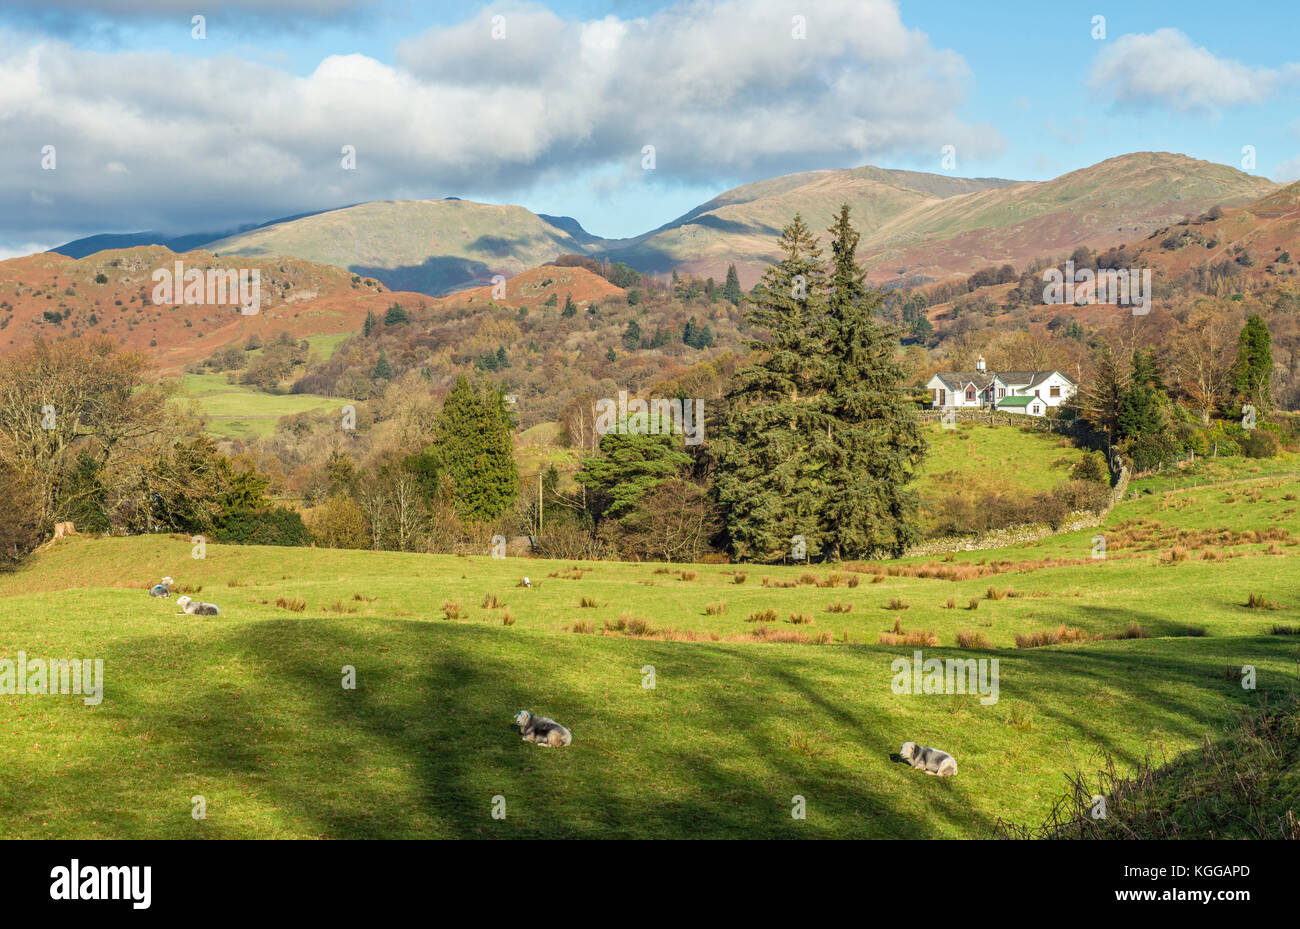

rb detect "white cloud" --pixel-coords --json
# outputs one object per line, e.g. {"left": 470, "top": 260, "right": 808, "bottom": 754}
{"left": 0, "top": 0, "right": 1001, "bottom": 243}
{"left": 1089, "top": 28, "right": 1300, "bottom": 112}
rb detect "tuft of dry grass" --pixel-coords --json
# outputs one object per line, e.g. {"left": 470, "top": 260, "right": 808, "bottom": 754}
{"left": 955, "top": 630, "right": 991, "bottom": 649}
{"left": 877, "top": 630, "right": 939, "bottom": 646}
{"left": 825, "top": 601, "right": 853, "bottom": 614}
{"left": 1113, "top": 623, "right": 1150, "bottom": 640}
{"left": 481, "top": 593, "right": 505, "bottom": 609}
{"left": 571, "top": 620, "right": 595, "bottom": 634}
{"left": 578, "top": 596, "right": 600, "bottom": 608}
{"left": 746, "top": 608, "right": 778, "bottom": 623}
{"left": 275, "top": 596, "right": 306, "bottom": 613}
{"left": 788, "top": 612, "right": 813, "bottom": 625}
{"left": 325, "top": 600, "right": 358, "bottom": 614}
{"left": 886, "top": 598, "right": 909, "bottom": 611}
{"left": 1015, "top": 625, "right": 1093, "bottom": 649}
{"left": 442, "top": 600, "right": 462, "bottom": 621}
{"left": 985, "top": 586, "right": 1006, "bottom": 601}
{"left": 732, "top": 572, "right": 748, "bottom": 585}
{"left": 966, "top": 598, "right": 980, "bottom": 610}
{"left": 679, "top": 570, "right": 698, "bottom": 582}
{"left": 704, "top": 601, "right": 727, "bottom": 616}
{"left": 1246, "top": 592, "right": 1278, "bottom": 610}
{"left": 227, "top": 578, "right": 245, "bottom": 588}
{"left": 500, "top": 609, "right": 516, "bottom": 626}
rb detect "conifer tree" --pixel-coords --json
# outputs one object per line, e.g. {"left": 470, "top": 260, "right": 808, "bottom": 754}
{"left": 1233, "top": 314, "right": 1273, "bottom": 410}
{"left": 430, "top": 375, "right": 518, "bottom": 523}
{"left": 722, "top": 264, "right": 743, "bottom": 305}
{"left": 817, "top": 204, "right": 926, "bottom": 559}
{"left": 711, "top": 214, "right": 834, "bottom": 560}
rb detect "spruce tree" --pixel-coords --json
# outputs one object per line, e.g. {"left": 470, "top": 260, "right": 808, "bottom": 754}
{"left": 712, "top": 214, "right": 834, "bottom": 561}
{"left": 817, "top": 204, "right": 926, "bottom": 559}
{"left": 1233, "top": 314, "right": 1273, "bottom": 410}
{"left": 722, "top": 264, "right": 743, "bottom": 305}
{"left": 431, "top": 375, "right": 519, "bottom": 523}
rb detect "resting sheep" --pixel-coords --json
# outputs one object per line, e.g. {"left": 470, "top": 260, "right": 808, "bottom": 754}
{"left": 175, "top": 595, "right": 221, "bottom": 616}
{"left": 899, "top": 741, "right": 957, "bottom": 776}
{"left": 149, "top": 577, "right": 174, "bottom": 598}
{"left": 514, "top": 710, "right": 571, "bottom": 747}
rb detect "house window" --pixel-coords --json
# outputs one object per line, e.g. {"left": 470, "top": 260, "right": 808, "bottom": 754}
{"left": 1032, "top": 405, "right": 1041, "bottom": 415}
{"left": 965, "top": 386, "right": 976, "bottom": 402}
{"left": 997, "top": 387, "right": 1005, "bottom": 399}
{"left": 938, "top": 388, "right": 946, "bottom": 406}
{"left": 1050, "top": 386, "right": 1061, "bottom": 398}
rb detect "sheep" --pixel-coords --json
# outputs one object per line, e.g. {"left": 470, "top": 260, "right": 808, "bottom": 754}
{"left": 519, "top": 577, "right": 532, "bottom": 588}
{"left": 149, "top": 577, "right": 174, "bottom": 598}
{"left": 899, "top": 741, "right": 957, "bottom": 776}
{"left": 175, "top": 595, "right": 221, "bottom": 616}
{"left": 514, "top": 710, "right": 571, "bottom": 747}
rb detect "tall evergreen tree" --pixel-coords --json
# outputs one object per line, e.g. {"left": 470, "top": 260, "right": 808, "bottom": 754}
{"left": 722, "top": 264, "right": 743, "bottom": 305}
{"left": 816, "top": 204, "right": 926, "bottom": 559}
{"left": 430, "top": 375, "right": 518, "bottom": 523}
{"left": 1233, "top": 314, "right": 1273, "bottom": 410}
{"left": 711, "top": 214, "right": 834, "bottom": 560}
{"left": 1117, "top": 348, "right": 1164, "bottom": 440}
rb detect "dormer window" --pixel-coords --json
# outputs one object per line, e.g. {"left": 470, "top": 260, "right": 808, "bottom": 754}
{"left": 965, "top": 386, "right": 976, "bottom": 402}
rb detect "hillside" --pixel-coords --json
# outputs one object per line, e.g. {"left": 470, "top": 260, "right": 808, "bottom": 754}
{"left": 205, "top": 199, "right": 598, "bottom": 295}
{"left": 0, "top": 246, "right": 435, "bottom": 374}
{"left": 44, "top": 152, "right": 1272, "bottom": 301}
{"left": 624, "top": 153, "right": 1278, "bottom": 288}
{"left": 0, "top": 463, "right": 1296, "bottom": 838}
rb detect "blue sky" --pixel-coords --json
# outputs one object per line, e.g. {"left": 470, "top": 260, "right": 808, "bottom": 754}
{"left": 0, "top": 0, "right": 1296, "bottom": 256}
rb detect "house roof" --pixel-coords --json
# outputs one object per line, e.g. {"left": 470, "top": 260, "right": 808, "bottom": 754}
{"left": 996, "top": 395, "right": 1036, "bottom": 407}
{"left": 931, "top": 371, "right": 994, "bottom": 391}
{"left": 933, "top": 368, "right": 1076, "bottom": 389}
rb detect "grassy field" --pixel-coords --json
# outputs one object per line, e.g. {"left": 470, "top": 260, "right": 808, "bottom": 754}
{"left": 1, "top": 459, "right": 1297, "bottom": 839}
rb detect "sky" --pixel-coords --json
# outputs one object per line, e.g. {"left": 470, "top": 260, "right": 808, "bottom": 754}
{"left": 0, "top": 0, "right": 1297, "bottom": 258}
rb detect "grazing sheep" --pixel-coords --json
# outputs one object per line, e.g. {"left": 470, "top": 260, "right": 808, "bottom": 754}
{"left": 514, "top": 710, "right": 571, "bottom": 747}
{"left": 520, "top": 577, "right": 532, "bottom": 588}
{"left": 175, "top": 595, "right": 221, "bottom": 616}
{"left": 149, "top": 577, "right": 174, "bottom": 598}
{"left": 899, "top": 741, "right": 957, "bottom": 776}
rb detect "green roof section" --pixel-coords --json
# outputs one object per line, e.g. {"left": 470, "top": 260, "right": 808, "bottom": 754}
{"left": 997, "top": 395, "right": 1036, "bottom": 407}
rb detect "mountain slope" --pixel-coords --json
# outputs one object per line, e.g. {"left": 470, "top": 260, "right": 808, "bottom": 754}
{"left": 205, "top": 199, "right": 598, "bottom": 296}
{"left": 619, "top": 153, "right": 1278, "bottom": 287}
{"left": 0, "top": 246, "right": 432, "bottom": 374}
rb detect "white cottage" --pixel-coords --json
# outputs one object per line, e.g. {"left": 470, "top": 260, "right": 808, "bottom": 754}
{"left": 926, "top": 357, "right": 1076, "bottom": 418}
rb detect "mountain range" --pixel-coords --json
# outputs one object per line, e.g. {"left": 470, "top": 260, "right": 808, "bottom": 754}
{"left": 50, "top": 152, "right": 1279, "bottom": 297}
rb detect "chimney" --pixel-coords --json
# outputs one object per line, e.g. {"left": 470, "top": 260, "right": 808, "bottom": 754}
{"left": 976, "top": 355, "right": 986, "bottom": 373}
